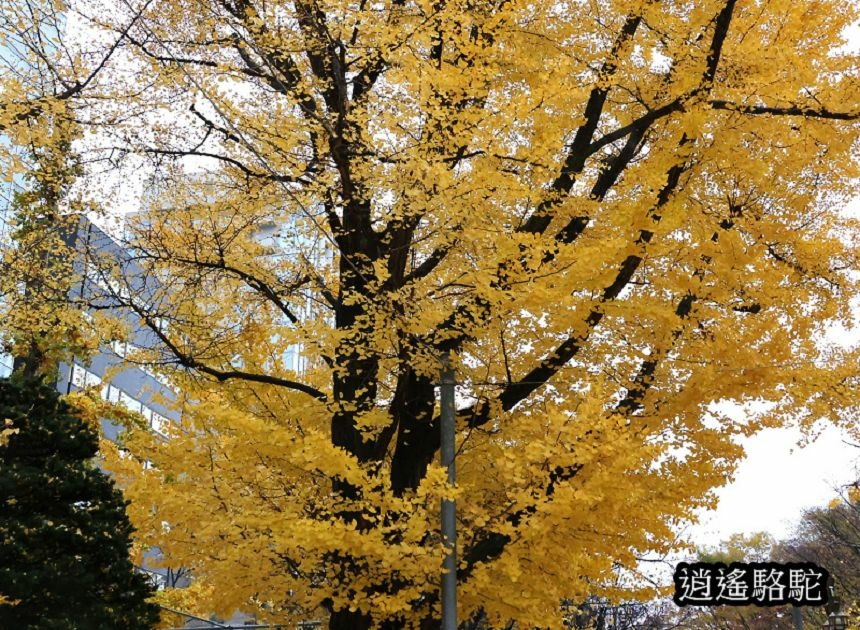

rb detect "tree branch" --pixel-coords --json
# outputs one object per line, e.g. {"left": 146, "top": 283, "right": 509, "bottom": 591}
{"left": 518, "top": 12, "right": 645, "bottom": 236}
{"left": 709, "top": 100, "right": 860, "bottom": 120}
{"left": 122, "top": 295, "right": 328, "bottom": 401}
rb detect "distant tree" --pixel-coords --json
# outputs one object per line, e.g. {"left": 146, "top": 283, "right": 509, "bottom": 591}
{"left": 0, "top": 375, "right": 159, "bottom": 629}
{"left": 664, "top": 533, "right": 796, "bottom": 630}
{"left": 777, "top": 477, "right": 860, "bottom": 629}
{"left": 562, "top": 596, "right": 658, "bottom": 630}
{"left": 697, "top": 531, "right": 776, "bottom": 564}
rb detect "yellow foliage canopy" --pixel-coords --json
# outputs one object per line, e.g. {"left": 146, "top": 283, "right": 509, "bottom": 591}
{"left": 4, "top": 0, "right": 860, "bottom": 627}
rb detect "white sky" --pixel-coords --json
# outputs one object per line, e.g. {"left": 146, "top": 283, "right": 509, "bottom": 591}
{"left": 688, "top": 425, "right": 859, "bottom": 545}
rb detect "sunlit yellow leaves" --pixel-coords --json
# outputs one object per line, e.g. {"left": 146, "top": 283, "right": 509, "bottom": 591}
{"left": 0, "top": 595, "right": 21, "bottom": 608}
{"left": 3, "top": 0, "right": 860, "bottom": 627}
{"left": 0, "top": 419, "right": 20, "bottom": 447}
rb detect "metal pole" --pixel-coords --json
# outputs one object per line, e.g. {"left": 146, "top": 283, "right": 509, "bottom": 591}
{"left": 791, "top": 606, "right": 803, "bottom": 630}
{"left": 440, "top": 352, "right": 457, "bottom": 630}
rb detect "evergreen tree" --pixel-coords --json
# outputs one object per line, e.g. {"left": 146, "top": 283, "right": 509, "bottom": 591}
{"left": 0, "top": 375, "right": 159, "bottom": 629}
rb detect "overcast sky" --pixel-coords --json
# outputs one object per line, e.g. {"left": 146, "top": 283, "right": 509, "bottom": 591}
{"left": 688, "top": 424, "right": 859, "bottom": 546}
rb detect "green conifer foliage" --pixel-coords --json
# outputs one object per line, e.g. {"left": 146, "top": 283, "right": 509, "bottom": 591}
{"left": 0, "top": 376, "right": 159, "bottom": 629}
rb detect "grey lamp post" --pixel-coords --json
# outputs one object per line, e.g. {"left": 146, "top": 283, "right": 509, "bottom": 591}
{"left": 440, "top": 353, "right": 457, "bottom": 630}
{"left": 827, "top": 612, "right": 848, "bottom": 630}
{"left": 790, "top": 606, "right": 803, "bottom": 630}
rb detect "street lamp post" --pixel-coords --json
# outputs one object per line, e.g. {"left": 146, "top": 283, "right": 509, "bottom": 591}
{"left": 827, "top": 612, "right": 848, "bottom": 630}
{"left": 440, "top": 353, "right": 457, "bottom": 630}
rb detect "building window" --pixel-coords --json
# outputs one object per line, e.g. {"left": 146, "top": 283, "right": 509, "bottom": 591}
{"left": 118, "top": 391, "right": 143, "bottom": 414}
{"left": 94, "top": 375, "right": 172, "bottom": 440}
{"left": 151, "top": 413, "right": 169, "bottom": 437}
{"left": 71, "top": 364, "right": 101, "bottom": 389}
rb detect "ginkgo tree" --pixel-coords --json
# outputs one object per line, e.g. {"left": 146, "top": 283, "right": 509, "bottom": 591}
{"left": 0, "top": 0, "right": 143, "bottom": 374}
{"left": 7, "top": 0, "right": 860, "bottom": 627}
